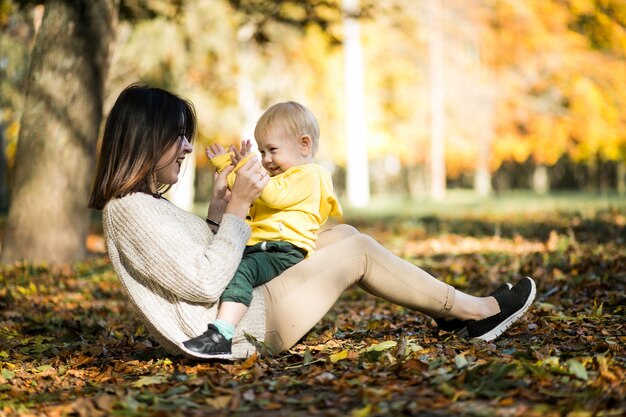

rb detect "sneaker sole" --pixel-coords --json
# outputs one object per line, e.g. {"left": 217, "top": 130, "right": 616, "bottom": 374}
{"left": 192, "top": 352, "right": 235, "bottom": 360}
{"left": 180, "top": 345, "right": 235, "bottom": 361}
{"left": 474, "top": 277, "right": 536, "bottom": 342}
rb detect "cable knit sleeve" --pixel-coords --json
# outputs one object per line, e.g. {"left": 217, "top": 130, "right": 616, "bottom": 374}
{"left": 104, "top": 194, "right": 251, "bottom": 303}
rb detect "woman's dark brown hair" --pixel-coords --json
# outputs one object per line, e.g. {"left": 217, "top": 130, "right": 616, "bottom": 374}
{"left": 88, "top": 84, "right": 196, "bottom": 210}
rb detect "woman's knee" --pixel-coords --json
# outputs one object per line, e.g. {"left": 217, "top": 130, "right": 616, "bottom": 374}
{"left": 328, "top": 223, "right": 359, "bottom": 239}
{"left": 317, "top": 223, "right": 360, "bottom": 249}
{"left": 348, "top": 233, "right": 379, "bottom": 252}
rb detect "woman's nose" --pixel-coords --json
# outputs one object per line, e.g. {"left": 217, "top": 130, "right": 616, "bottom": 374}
{"left": 181, "top": 136, "right": 193, "bottom": 153}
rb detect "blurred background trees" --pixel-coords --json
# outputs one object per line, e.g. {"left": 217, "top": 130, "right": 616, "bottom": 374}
{"left": 0, "top": 0, "right": 624, "bottom": 262}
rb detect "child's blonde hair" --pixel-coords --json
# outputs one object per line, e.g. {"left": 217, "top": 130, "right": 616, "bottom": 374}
{"left": 254, "top": 101, "right": 320, "bottom": 154}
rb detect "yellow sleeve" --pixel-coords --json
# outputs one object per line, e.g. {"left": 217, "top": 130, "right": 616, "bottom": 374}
{"left": 209, "top": 152, "right": 234, "bottom": 172}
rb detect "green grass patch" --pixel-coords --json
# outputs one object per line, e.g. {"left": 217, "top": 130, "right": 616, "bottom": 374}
{"left": 341, "top": 190, "right": 626, "bottom": 219}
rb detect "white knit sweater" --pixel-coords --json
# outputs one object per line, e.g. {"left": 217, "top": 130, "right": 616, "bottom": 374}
{"left": 102, "top": 192, "right": 266, "bottom": 359}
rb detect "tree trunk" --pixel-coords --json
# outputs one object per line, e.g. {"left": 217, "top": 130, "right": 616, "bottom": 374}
{"left": 402, "top": 164, "right": 428, "bottom": 200}
{"left": 586, "top": 154, "right": 602, "bottom": 194}
{"left": 342, "top": 0, "right": 370, "bottom": 207}
{"left": 617, "top": 160, "right": 625, "bottom": 196}
{"left": 428, "top": 0, "right": 446, "bottom": 201}
{"left": 1, "top": 0, "right": 118, "bottom": 264}
{"left": 0, "top": 125, "right": 8, "bottom": 214}
{"left": 532, "top": 164, "right": 549, "bottom": 195}
{"left": 474, "top": 96, "right": 494, "bottom": 197}
{"left": 237, "top": 23, "right": 262, "bottom": 143}
{"left": 598, "top": 157, "right": 609, "bottom": 195}
{"left": 474, "top": 163, "right": 492, "bottom": 197}
{"left": 474, "top": 75, "right": 495, "bottom": 198}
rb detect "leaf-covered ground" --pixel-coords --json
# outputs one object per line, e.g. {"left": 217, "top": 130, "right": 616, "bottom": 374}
{"left": 1, "top": 209, "right": 625, "bottom": 417}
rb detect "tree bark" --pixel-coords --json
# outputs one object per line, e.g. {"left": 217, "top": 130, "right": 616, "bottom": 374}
{"left": 0, "top": 125, "right": 8, "bottom": 213}
{"left": 617, "top": 160, "right": 625, "bottom": 196}
{"left": 1, "top": 0, "right": 118, "bottom": 264}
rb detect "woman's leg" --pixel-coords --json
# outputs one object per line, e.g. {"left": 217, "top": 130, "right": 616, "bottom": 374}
{"left": 318, "top": 225, "right": 498, "bottom": 320}
{"left": 261, "top": 231, "right": 499, "bottom": 352}
{"left": 315, "top": 223, "right": 359, "bottom": 249}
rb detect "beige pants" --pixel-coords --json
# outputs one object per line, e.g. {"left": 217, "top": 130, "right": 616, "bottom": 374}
{"left": 261, "top": 224, "right": 456, "bottom": 352}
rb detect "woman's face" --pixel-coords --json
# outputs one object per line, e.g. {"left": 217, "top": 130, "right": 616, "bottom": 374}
{"left": 153, "top": 135, "right": 193, "bottom": 189}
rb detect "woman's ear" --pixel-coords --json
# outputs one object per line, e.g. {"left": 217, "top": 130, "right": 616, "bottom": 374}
{"left": 299, "top": 135, "right": 313, "bottom": 157}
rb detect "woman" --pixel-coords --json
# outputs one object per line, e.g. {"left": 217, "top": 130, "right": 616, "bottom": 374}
{"left": 89, "top": 84, "right": 535, "bottom": 360}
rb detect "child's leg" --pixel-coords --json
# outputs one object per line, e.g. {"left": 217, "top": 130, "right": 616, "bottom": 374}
{"left": 183, "top": 244, "right": 306, "bottom": 356}
{"left": 216, "top": 302, "right": 249, "bottom": 332}
{"left": 217, "top": 243, "right": 305, "bottom": 333}
{"left": 220, "top": 243, "right": 305, "bottom": 307}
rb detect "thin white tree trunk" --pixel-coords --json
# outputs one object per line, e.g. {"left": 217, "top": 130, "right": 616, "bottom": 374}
{"left": 474, "top": 155, "right": 492, "bottom": 196}
{"left": 237, "top": 23, "right": 261, "bottom": 145}
{"left": 475, "top": 78, "right": 495, "bottom": 197}
{"left": 428, "top": 0, "right": 446, "bottom": 200}
{"left": 532, "top": 164, "right": 549, "bottom": 195}
{"left": 342, "top": 0, "right": 370, "bottom": 207}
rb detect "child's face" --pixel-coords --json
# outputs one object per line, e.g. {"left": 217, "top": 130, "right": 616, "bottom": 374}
{"left": 256, "top": 126, "right": 313, "bottom": 176}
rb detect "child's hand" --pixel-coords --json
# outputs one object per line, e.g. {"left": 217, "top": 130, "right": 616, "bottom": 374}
{"left": 206, "top": 143, "right": 228, "bottom": 161}
{"left": 230, "top": 139, "right": 253, "bottom": 165}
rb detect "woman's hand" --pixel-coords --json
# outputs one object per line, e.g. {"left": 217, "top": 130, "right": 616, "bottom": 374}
{"left": 206, "top": 165, "right": 234, "bottom": 226}
{"left": 226, "top": 156, "right": 269, "bottom": 219}
{"left": 212, "top": 164, "right": 233, "bottom": 202}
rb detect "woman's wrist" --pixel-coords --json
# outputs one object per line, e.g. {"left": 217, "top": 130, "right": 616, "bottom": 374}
{"left": 205, "top": 217, "right": 220, "bottom": 233}
{"left": 207, "top": 200, "right": 227, "bottom": 223}
{"left": 225, "top": 196, "right": 251, "bottom": 220}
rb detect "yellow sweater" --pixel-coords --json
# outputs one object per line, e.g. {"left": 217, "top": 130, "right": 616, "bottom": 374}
{"left": 210, "top": 153, "right": 342, "bottom": 254}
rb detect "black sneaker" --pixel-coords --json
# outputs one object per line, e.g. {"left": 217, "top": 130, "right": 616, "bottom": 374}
{"left": 435, "top": 283, "right": 512, "bottom": 333}
{"left": 182, "top": 324, "right": 232, "bottom": 359}
{"left": 465, "top": 276, "right": 536, "bottom": 341}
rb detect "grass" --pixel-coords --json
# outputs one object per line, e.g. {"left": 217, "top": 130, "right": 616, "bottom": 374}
{"left": 192, "top": 190, "right": 626, "bottom": 220}
{"left": 339, "top": 190, "right": 626, "bottom": 219}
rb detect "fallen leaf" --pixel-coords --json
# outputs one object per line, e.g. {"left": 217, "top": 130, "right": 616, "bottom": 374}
{"left": 330, "top": 350, "right": 349, "bottom": 363}
{"left": 206, "top": 395, "right": 231, "bottom": 410}
{"left": 566, "top": 359, "right": 588, "bottom": 381}
{"left": 131, "top": 374, "right": 168, "bottom": 387}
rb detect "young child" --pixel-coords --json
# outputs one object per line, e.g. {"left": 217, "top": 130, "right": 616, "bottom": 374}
{"left": 183, "top": 101, "right": 343, "bottom": 358}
